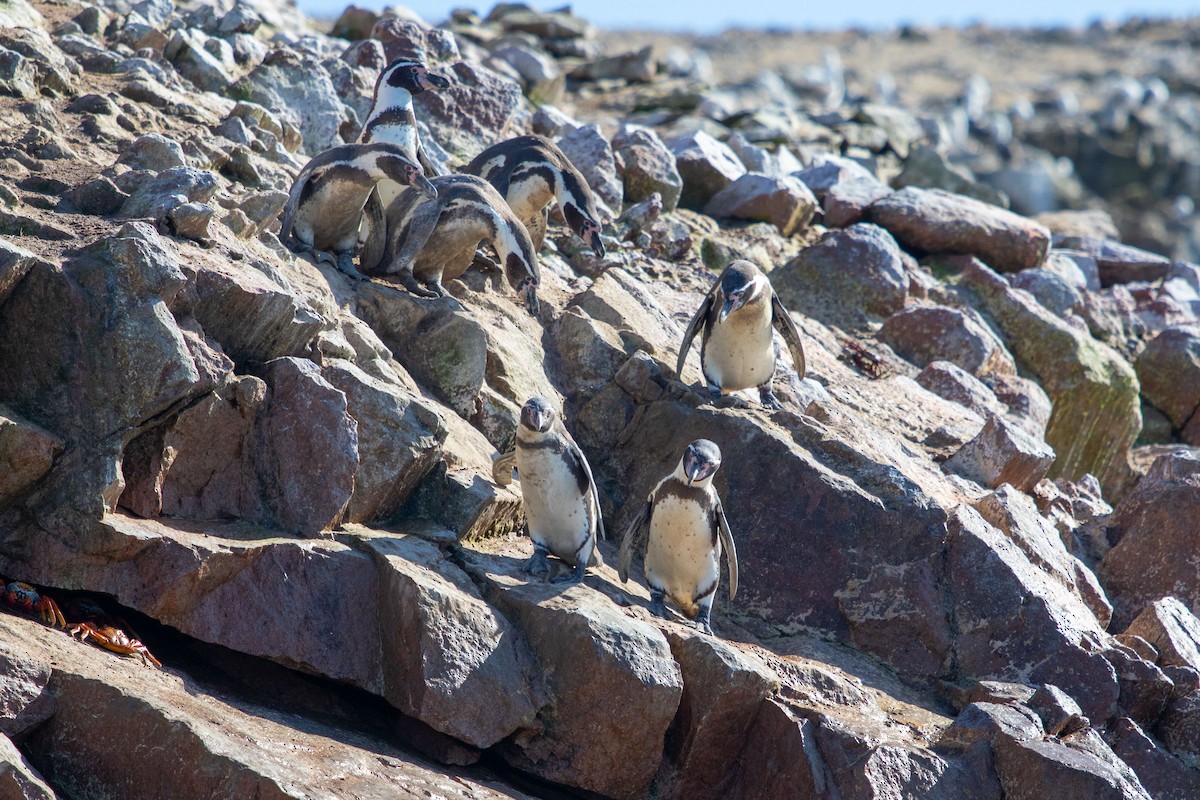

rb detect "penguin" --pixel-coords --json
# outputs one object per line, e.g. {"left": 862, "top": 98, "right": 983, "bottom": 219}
{"left": 676, "top": 259, "right": 807, "bottom": 409}
{"left": 356, "top": 59, "right": 451, "bottom": 269}
{"left": 278, "top": 142, "right": 438, "bottom": 280}
{"left": 368, "top": 173, "right": 541, "bottom": 316}
{"left": 493, "top": 397, "right": 606, "bottom": 583}
{"left": 617, "top": 439, "right": 738, "bottom": 635}
{"left": 359, "top": 59, "right": 451, "bottom": 179}
{"left": 462, "top": 135, "right": 606, "bottom": 257}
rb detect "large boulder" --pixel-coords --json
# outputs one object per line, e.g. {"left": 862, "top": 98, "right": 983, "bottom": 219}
{"left": 612, "top": 126, "right": 683, "bottom": 212}
{"left": 413, "top": 61, "right": 526, "bottom": 165}
{"left": 1135, "top": 326, "right": 1200, "bottom": 431}
{"left": 1124, "top": 598, "right": 1200, "bottom": 672}
{"left": 233, "top": 50, "right": 354, "bottom": 154}
{"left": 704, "top": 173, "right": 817, "bottom": 236}
{"left": 867, "top": 187, "right": 1051, "bottom": 272}
{"left": 671, "top": 131, "right": 746, "bottom": 210}
{"left": 879, "top": 305, "right": 1016, "bottom": 377}
{"left": 0, "top": 406, "right": 62, "bottom": 507}
{"left": 957, "top": 259, "right": 1140, "bottom": 494}
{"left": 556, "top": 124, "right": 623, "bottom": 214}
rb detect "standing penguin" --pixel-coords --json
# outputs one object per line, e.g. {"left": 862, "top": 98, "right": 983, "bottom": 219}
{"left": 676, "top": 259, "right": 807, "bottom": 409}
{"left": 359, "top": 59, "right": 451, "bottom": 179}
{"left": 368, "top": 174, "right": 541, "bottom": 316}
{"left": 278, "top": 143, "right": 437, "bottom": 279}
{"left": 462, "top": 135, "right": 606, "bottom": 257}
{"left": 493, "top": 397, "right": 606, "bottom": 583}
{"left": 617, "top": 439, "right": 738, "bottom": 635}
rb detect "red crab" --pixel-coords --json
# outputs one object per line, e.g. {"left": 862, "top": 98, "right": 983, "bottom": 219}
{"left": 1, "top": 579, "right": 66, "bottom": 628}
{"left": 68, "top": 622, "right": 162, "bottom": 669}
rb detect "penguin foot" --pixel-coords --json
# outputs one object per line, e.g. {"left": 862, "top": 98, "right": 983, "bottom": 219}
{"left": 649, "top": 590, "right": 668, "bottom": 619}
{"left": 522, "top": 548, "right": 551, "bottom": 578}
{"left": 336, "top": 253, "right": 367, "bottom": 281}
{"left": 550, "top": 563, "right": 585, "bottom": 584}
{"left": 695, "top": 605, "right": 715, "bottom": 635}
{"left": 758, "top": 387, "right": 783, "bottom": 410}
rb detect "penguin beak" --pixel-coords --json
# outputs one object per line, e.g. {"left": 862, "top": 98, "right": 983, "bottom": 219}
{"left": 684, "top": 454, "right": 715, "bottom": 485}
{"left": 719, "top": 291, "right": 745, "bottom": 323}
{"left": 413, "top": 174, "right": 438, "bottom": 199}
{"left": 586, "top": 225, "right": 605, "bottom": 257}
{"left": 420, "top": 70, "right": 450, "bottom": 90}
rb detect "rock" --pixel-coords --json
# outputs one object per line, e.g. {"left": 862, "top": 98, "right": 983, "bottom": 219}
{"left": 0, "top": 614, "right": 532, "bottom": 800}
{"left": 1029, "top": 684, "right": 1087, "bottom": 736}
{"left": 494, "top": 8, "right": 593, "bottom": 39}
{"left": 1036, "top": 209, "right": 1121, "bottom": 241}
{"left": 916, "top": 361, "right": 1006, "bottom": 420}
{"left": 323, "top": 361, "right": 446, "bottom": 524}
{"left": 613, "top": 126, "right": 683, "bottom": 212}
{"left": 1157, "top": 691, "right": 1200, "bottom": 768}
{"left": 1125, "top": 598, "right": 1200, "bottom": 672}
{"left": 257, "top": 357, "right": 357, "bottom": 536}
{"left": 1100, "top": 451, "right": 1200, "bottom": 629}
{"left": 957, "top": 259, "right": 1140, "bottom": 494}
{"left": 67, "top": 176, "right": 128, "bottom": 216}
{"left": 556, "top": 124, "right": 622, "bottom": 215}
{"left": 413, "top": 61, "right": 525, "bottom": 165}
{"left": 167, "top": 201, "right": 214, "bottom": 242}
{"left": 119, "top": 167, "right": 220, "bottom": 221}
{"left": 331, "top": 5, "right": 380, "bottom": 40}
{"left": 989, "top": 373, "right": 1054, "bottom": 440}
{"left": 944, "top": 414, "right": 1056, "bottom": 493}
{"left": 1012, "top": 267, "right": 1082, "bottom": 316}
{"left": 0, "top": 46, "right": 37, "bottom": 99}
{"left": 938, "top": 702, "right": 1043, "bottom": 749}
{"left": 0, "top": 240, "right": 37, "bottom": 308}
{"left": 879, "top": 305, "right": 1016, "bottom": 377}
{"left": 490, "top": 42, "right": 562, "bottom": 105}
{"left": 1109, "top": 716, "right": 1200, "bottom": 800}
{"left": 670, "top": 131, "right": 746, "bottom": 210}
{"left": 726, "top": 133, "right": 801, "bottom": 178}
{"left": 234, "top": 50, "right": 354, "bottom": 154}
{"left": 993, "top": 729, "right": 1153, "bottom": 800}
{"left": 894, "top": 144, "right": 1009, "bottom": 207}
{"left": 0, "top": 406, "right": 62, "bottom": 507}
{"left": 1055, "top": 236, "right": 1172, "bottom": 287}
{"left": 1107, "top": 645, "right": 1174, "bottom": 726}
{"left": 1134, "top": 327, "right": 1200, "bottom": 429}
{"left": 189, "top": 260, "right": 324, "bottom": 366}
{"left": 0, "top": 28, "right": 78, "bottom": 96}
{"left": 703, "top": 173, "right": 817, "bottom": 236}
{"left": 773, "top": 223, "right": 908, "bottom": 320}
{"left": 466, "top": 555, "right": 683, "bottom": 799}
{"left": 0, "top": 632, "right": 54, "bottom": 738}
{"left": 655, "top": 631, "right": 779, "bottom": 800}
{"left": 793, "top": 153, "right": 879, "bottom": 198}
{"left": 0, "top": 733, "right": 53, "bottom": 800}
{"left": 571, "top": 46, "right": 656, "bottom": 83}
{"left": 1044, "top": 250, "right": 1101, "bottom": 292}
{"left": 824, "top": 173, "right": 893, "bottom": 228}
{"left": 355, "top": 535, "right": 541, "bottom": 748}
{"left": 165, "top": 30, "right": 232, "bottom": 93}
{"left": 867, "top": 187, "right": 1051, "bottom": 272}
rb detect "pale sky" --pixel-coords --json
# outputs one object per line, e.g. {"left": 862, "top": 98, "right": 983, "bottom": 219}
{"left": 296, "top": 0, "right": 1200, "bottom": 31}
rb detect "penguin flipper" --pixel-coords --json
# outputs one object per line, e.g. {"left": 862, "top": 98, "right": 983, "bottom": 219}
{"left": 715, "top": 499, "right": 738, "bottom": 601}
{"left": 617, "top": 497, "right": 652, "bottom": 583}
{"left": 492, "top": 448, "right": 518, "bottom": 485}
{"left": 771, "top": 294, "right": 807, "bottom": 381}
{"left": 561, "top": 427, "right": 606, "bottom": 541}
{"left": 677, "top": 283, "right": 719, "bottom": 380}
{"left": 385, "top": 198, "right": 442, "bottom": 278}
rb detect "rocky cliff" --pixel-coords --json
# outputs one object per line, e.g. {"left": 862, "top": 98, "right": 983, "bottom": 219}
{"left": 1, "top": 0, "right": 1200, "bottom": 798}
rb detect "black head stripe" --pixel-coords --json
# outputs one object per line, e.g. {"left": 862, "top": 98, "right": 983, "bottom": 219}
{"left": 562, "top": 203, "right": 588, "bottom": 236}
{"left": 720, "top": 264, "right": 752, "bottom": 297}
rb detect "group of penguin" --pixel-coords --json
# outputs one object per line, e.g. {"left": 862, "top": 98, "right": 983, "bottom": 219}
{"left": 279, "top": 58, "right": 809, "bottom": 637}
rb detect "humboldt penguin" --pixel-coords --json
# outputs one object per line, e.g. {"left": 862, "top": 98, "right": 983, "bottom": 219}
{"left": 617, "top": 439, "right": 738, "bottom": 635}
{"left": 676, "top": 259, "right": 807, "bottom": 409}
{"left": 369, "top": 173, "right": 541, "bottom": 316}
{"left": 493, "top": 397, "right": 606, "bottom": 583}
{"left": 462, "top": 135, "right": 606, "bottom": 256}
{"left": 278, "top": 142, "right": 437, "bottom": 279}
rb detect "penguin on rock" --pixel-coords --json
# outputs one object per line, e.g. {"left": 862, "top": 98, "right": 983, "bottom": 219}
{"left": 618, "top": 439, "right": 738, "bottom": 636}
{"left": 676, "top": 259, "right": 807, "bottom": 409}
{"left": 493, "top": 397, "right": 606, "bottom": 584}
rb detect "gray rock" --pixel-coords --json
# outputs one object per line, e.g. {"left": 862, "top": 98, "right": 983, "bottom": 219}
{"left": 993, "top": 729, "right": 1153, "bottom": 800}
{"left": 671, "top": 131, "right": 746, "bottom": 211}
{"left": 413, "top": 60, "right": 525, "bottom": 165}
{"left": 0, "top": 46, "right": 37, "bottom": 99}
{"left": 824, "top": 173, "right": 893, "bottom": 227}
{"left": 1055, "top": 236, "right": 1172, "bottom": 287}
{"left": 1012, "top": 268, "right": 1083, "bottom": 316}
{"left": 1109, "top": 716, "right": 1200, "bottom": 800}
{"left": 167, "top": 201, "right": 214, "bottom": 242}
{"left": 1125, "top": 598, "right": 1200, "bottom": 672}
{"left": 916, "top": 361, "right": 1006, "bottom": 419}
{"left": 704, "top": 173, "right": 817, "bottom": 236}
{"left": 727, "top": 132, "right": 802, "bottom": 178}
{"left": 937, "top": 702, "right": 1043, "bottom": 750}
{"left": 613, "top": 126, "right": 683, "bottom": 212}
{"left": 879, "top": 305, "right": 1016, "bottom": 377}
{"left": 773, "top": 223, "right": 909, "bottom": 320}
{"left": 1134, "top": 326, "right": 1200, "bottom": 429}
{"left": 571, "top": 46, "right": 656, "bottom": 83}
{"left": 895, "top": 144, "right": 1009, "bottom": 207}
{"left": 117, "top": 133, "right": 187, "bottom": 171}
{"left": 556, "top": 124, "right": 622, "bottom": 215}
{"left": 234, "top": 50, "right": 354, "bottom": 154}
{"left": 490, "top": 42, "right": 563, "bottom": 105}
{"left": 164, "top": 30, "right": 233, "bottom": 92}
{"left": 0, "top": 732, "right": 53, "bottom": 800}
{"left": 119, "top": 166, "right": 220, "bottom": 221}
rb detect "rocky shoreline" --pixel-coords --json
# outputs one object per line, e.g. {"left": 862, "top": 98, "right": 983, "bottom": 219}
{"left": 1, "top": 0, "right": 1200, "bottom": 798}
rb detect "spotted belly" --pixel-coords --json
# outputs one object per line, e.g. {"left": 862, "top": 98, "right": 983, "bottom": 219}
{"left": 644, "top": 495, "right": 720, "bottom": 616}
{"left": 517, "top": 446, "right": 594, "bottom": 566}
{"left": 702, "top": 314, "right": 777, "bottom": 392}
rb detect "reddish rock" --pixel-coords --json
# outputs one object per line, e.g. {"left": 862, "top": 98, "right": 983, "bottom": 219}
{"left": 670, "top": 131, "right": 746, "bottom": 211}
{"left": 1029, "top": 684, "right": 1087, "bottom": 736}
{"left": 0, "top": 634, "right": 53, "bottom": 738}
{"left": 0, "top": 406, "right": 62, "bottom": 507}
{"left": 1134, "top": 326, "right": 1200, "bottom": 429}
{"left": 703, "top": 173, "right": 817, "bottom": 236}
{"left": 258, "top": 357, "right": 358, "bottom": 536}
{"left": 1157, "top": 691, "right": 1200, "bottom": 767}
{"left": 1055, "top": 236, "right": 1172, "bottom": 287}
{"left": 988, "top": 373, "right": 1054, "bottom": 440}
{"left": 993, "top": 728, "right": 1153, "bottom": 800}
{"left": 1125, "top": 598, "right": 1200, "bottom": 672}
{"left": 1109, "top": 716, "right": 1200, "bottom": 800}
{"left": 772, "top": 223, "right": 909, "bottom": 320}
{"left": 1099, "top": 451, "right": 1200, "bottom": 630}
{"left": 1107, "top": 645, "right": 1174, "bottom": 726}
{"left": 824, "top": 173, "right": 893, "bottom": 227}
{"left": 0, "top": 239, "right": 37, "bottom": 308}
{"left": 726, "top": 699, "right": 827, "bottom": 800}
{"left": 945, "top": 415, "right": 1056, "bottom": 493}
{"left": 880, "top": 305, "right": 1016, "bottom": 377}
{"left": 414, "top": 61, "right": 524, "bottom": 164}
{"left": 613, "top": 126, "right": 683, "bottom": 211}
{"left": 655, "top": 631, "right": 779, "bottom": 800}
{"left": 916, "top": 361, "right": 1006, "bottom": 420}
{"left": 937, "top": 702, "right": 1043, "bottom": 749}
{"left": 867, "top": 187, "right": 1051, "bottom": 272}
{"left": 0, "top": 732, "right": 53, "bottom": 800}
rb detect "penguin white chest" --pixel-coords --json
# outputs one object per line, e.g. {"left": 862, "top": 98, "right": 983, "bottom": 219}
{"left": 517, "top": 444, "right": 592, "bottom": 561}
{"left": 703, "top": 307, "right": 776, "bottom": 391}
{"left": 645, "top": 493, "right": 720, "bottom": 609}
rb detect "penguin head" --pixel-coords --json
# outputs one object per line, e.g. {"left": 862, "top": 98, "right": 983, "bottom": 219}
{"left": 562, "top": 202, "right": 605, "bottom": 257}
{"left": 718, "top": 260, "right": 768, "bottom": 323}
{"left": 379, "top": 60, "right": 451, "bottom": 96}
{"left": 520, "top": 397, "right": 556, "bottom": 433}
{"left": 379, "top": 153, "right": 438, "bottom": 199}
{"left": 681, "top": 439, "right": 722, "bottom": 486}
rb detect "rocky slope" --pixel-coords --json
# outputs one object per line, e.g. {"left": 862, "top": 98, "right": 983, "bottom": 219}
{"left": 1, "top": 0, "right": 1199, "bottom": 798}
